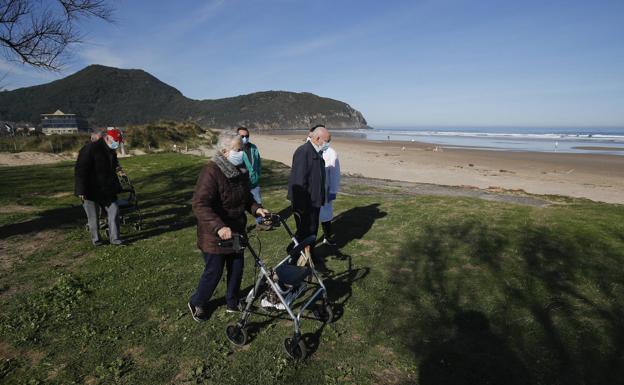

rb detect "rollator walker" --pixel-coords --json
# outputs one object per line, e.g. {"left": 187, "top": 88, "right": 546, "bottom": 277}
{"left": 220, "top": 214, "right": 333, "bottom": 360}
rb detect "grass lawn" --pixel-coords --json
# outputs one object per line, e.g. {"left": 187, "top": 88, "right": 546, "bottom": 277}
{"left": 1, "top": 153, "right": 623, "bottom": 385}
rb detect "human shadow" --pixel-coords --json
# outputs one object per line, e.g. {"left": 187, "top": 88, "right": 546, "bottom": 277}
{"left": 311, "top": 204, "right": 385, "bottom": 321}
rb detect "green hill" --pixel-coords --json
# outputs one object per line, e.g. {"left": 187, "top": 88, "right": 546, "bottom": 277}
{"left": 0, "top": 65, "right": 368, "bottom": 129}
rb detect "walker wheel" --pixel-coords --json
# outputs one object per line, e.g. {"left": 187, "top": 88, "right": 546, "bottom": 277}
{"left": 314, "top": 303, "right": 334, "bottom": 323}
{"left": 284, "top": 337, "right": 307, "bottom": 360}
{"left": 321, "top": 302, "right": 334, "bottom": 324}
{"left": 225, "top": 323, "right": 248, "bottom": 346}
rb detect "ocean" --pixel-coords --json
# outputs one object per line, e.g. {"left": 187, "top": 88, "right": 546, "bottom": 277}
{"left": 354, "top": 127, "right": 624, "bottom": 155}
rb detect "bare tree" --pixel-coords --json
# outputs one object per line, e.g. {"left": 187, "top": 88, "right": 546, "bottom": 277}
{"left": 0, "top": 0, "right": 113, "bottom": 71}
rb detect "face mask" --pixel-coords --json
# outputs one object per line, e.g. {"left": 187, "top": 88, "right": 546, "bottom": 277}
{"left": 241, "top": 136, "right": 249, "bottom": 145}
{"left": 227, "top": 150, "right": 244, "bottom": 166}
{"left": 108, "top": 140, "right": 119, "bottom": 150}
{"left": 320, "top": 141, "right": 330, "bottom": 152}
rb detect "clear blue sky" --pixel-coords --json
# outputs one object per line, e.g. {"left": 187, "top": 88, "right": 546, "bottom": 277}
{"left": 2, "top": 0, "right": 623, "bottom": 127}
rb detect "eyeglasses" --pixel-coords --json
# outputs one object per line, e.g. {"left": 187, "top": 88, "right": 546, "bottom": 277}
{"left": 240, "top": 135, "right": 249, "bottom": 139}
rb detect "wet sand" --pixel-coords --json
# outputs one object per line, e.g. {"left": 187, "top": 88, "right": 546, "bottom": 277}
{"left": 251, "top": 133, "right": 624, "bottom": 204}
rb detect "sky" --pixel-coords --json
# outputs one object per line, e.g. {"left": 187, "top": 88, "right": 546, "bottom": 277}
{"left": 1, "top": 0, "right": 623, "bottom": 128}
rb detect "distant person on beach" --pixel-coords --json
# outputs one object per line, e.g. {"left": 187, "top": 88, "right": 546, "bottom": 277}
{"left": 288, "top": 125, "right": 331, "bottom": 248}
{"left": 188, "top": 130, "right": 269, "bottom": 321}
{"left": 75, "top": 128, "right": 126, "bottom": 246}
{"left": 237, "top": 127, "right": 262, "bottom": 204}
{"left": 320, "top": 132, "right": 340, "bottom": 246}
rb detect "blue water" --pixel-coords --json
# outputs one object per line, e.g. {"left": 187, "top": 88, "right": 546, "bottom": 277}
{"left": 353, "top": 127, "right": 624, "bottom": 155}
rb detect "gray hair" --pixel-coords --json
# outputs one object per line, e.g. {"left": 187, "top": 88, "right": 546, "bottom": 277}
{"left": 216, "top": 130, "right": 242, "bottom": 152}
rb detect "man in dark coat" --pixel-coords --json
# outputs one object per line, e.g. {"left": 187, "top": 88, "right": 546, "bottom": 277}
{"left": 189, "top": 131, "right": 269, "bottom": 321}
{"left": 74, "top": 129, "right": 125, "bottom": 246}
{"left": 287, "top": 125, "right": 331, "bottom": 243}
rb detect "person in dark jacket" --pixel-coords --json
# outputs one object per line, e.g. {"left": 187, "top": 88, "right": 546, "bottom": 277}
{"left": 75, "top": 128, "right": 125, "bottom": 246}
{"left": 188, "top": 131, "right": 269, "bottom": 321}
{"left": 237, "top": 127, "right": 262, "bottom": 203}
{"left": 287, "top": 125, "right": 331, "bottom": 243}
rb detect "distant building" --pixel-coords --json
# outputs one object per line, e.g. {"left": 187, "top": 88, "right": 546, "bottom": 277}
{"left": 41, "top": 110, "right": 88, "bottom": 135}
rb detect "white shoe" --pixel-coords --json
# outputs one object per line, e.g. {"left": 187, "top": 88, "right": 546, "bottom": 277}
{"left": 261, "top": 297, "right": 286, "bottom": 310}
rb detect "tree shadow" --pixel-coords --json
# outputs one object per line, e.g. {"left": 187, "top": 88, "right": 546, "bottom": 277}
{"left": 379, "top": 217, "right": 624, "bottom": 385}
{"left": 0, "top": 205, "right": 84, "bottom": 239}
{"left": 419, "top": 310, "right": 529, "bottom": 385}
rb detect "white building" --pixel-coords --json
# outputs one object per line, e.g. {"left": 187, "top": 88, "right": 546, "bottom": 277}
{"left": 41, "top": 110, "right": 87, "bottom": 135}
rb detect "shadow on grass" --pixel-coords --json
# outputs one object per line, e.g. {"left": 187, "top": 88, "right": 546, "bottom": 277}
{"left": 419, "top": 310, "right": 528, "bottom": 385}
{"left": 0, "top": 160, "right": 203, "bottom": 242}
{"left": 0, "top": 205, "right": 83, "bottom": 239}
{"left": 226, "top": 203, "right": 384, "bottom": 357}
{"left": 314, "top": 204, "right": 386, "bottom": 321}
{"left": 379, "top": 218, "right": 624, "bottom": 385}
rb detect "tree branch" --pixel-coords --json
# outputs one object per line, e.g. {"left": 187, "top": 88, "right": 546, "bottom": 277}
{"left": 0, "top": 0, "right": 113, "bottom": 70}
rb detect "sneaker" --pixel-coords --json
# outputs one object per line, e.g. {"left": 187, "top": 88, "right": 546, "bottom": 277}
{"left": 261, "top": 297, "right": 286, "bottom": 310}
{"left": 225, "top": 300, "right": 244, "bottom": 313}
{"left": 92, "top": 240, "right": 104, "bottom": 247}
{"left": 110, "top": 240, "right": 126, "bottom": 246}
{"left": 188, "top": 302, "right": 208, "bottom": 322}
{"left": 322, "top": 237, "right": 336, "bottom": 246}
{"left": 256, "top": 222, "right": 273, "bottom": 231}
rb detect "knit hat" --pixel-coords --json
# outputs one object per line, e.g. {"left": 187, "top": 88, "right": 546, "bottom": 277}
{"left": 106, "top": 128, "right": 123, "bottom": 143}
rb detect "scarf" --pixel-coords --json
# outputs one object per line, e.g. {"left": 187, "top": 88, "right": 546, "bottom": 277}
{"left": 213, "top": 152, "right": 246, "bottom": 179}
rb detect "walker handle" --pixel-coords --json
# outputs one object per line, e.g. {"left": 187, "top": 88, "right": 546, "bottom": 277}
{"left": 217, "top": 233, "right": 247, "bottom": 252}
{"left": 257, "top": 213, "right": 282, "bottom": 227}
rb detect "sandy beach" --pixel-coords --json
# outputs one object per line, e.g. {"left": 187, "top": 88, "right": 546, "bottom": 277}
{"left": 252, "top": 133, "right": 624, "bottom": 204}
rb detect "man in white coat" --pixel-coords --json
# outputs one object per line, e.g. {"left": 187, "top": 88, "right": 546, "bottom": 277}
{"left": 320, "top": 142, "right": 340, "bottom": 245}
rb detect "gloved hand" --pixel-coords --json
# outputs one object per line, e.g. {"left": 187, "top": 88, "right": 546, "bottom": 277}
{"left": 328, "top": 193, "right": 337, "bottom": 201}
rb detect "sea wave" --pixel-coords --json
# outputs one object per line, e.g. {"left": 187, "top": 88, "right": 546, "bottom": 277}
{"left": 359, "top": 129, "right": 624, "bottom": 142}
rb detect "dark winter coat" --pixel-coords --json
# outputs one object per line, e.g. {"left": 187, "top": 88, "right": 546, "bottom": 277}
{"left": 192, "top": 153, "right": 261, "bottom": 254}
{"left": 74, "top": 138, "right": 122, "bottom": 205}
{"left": 287, "top": 140, "right": 326, "bottom": 211}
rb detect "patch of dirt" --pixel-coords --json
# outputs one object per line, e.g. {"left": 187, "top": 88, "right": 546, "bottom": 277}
{"left": 0, "top": 151, "right": 74, "bottom": 167}
{"left": 0, "top": 341, "right": 45, "bottom": 366}
{"left": 374, "top": 367, "right": 415, "bottom": 385}
{"left": 0, "top": 204, "right": 38, "bottom": 214}
{"left": 25, "top": 349, "right": 45, "bottom": 366}
{"left": 0, "top": 229, "right": 62, "bottom": 271}
{"left": 124, "top": 346, "right": 145, "bottom": 365}
{"left": 358, "top": 239, "right": 379, "bottom": 247}
{"left": 0, "top": 341, "right": 16, "bottom": 359}
{"left": 46, "top": 363, "right": 67, "bottom": 381}
{"left": 49, "top": 192, "right": 72, "bottom": 198}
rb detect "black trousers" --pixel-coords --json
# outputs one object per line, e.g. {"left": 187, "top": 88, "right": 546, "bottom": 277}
{"left": 293, "top": 206, "right": 320, "bottom": 241}
{"left": 190, "top": 251, "right": 244, "bottom": 309}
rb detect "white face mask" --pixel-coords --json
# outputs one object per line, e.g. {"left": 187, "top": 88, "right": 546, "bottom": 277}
{"left": 321, "top": 141, "right": 330, "bottom": 152}
{"left": 241, "top": 136, "right": 249, "bottom": 145}
{"left": 227, "top": 150, "right": 244, "bottom": 166}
